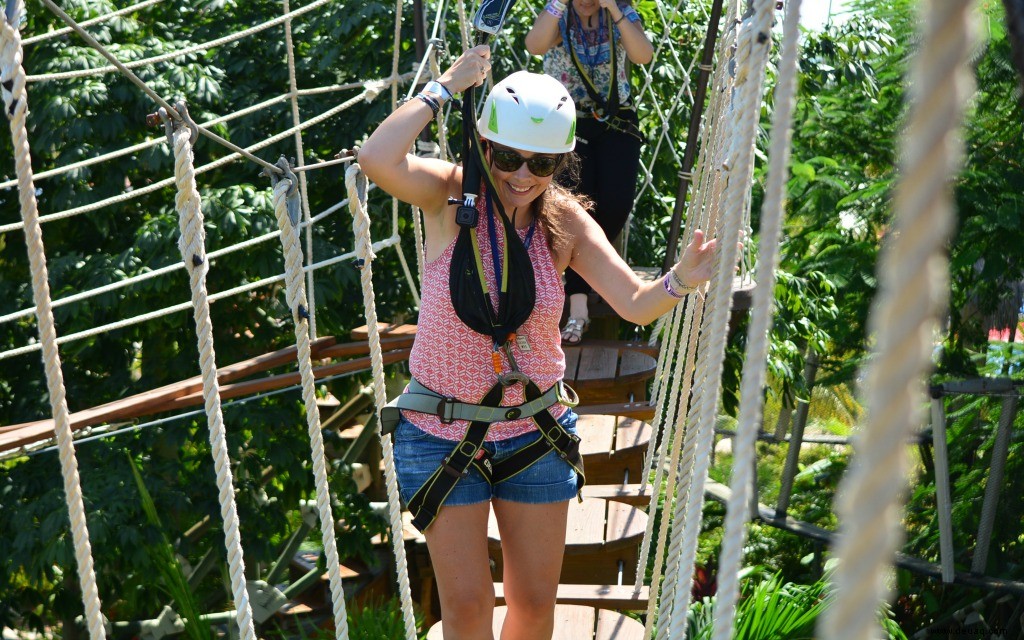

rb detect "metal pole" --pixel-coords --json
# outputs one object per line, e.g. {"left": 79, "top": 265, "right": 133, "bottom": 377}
{"left": 775, "top": 351, "right": 818, "bottom": 517}
{"left": 663, "top": 0, "right": 726, "bottom": 272}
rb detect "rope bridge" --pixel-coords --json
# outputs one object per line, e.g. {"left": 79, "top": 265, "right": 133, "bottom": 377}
{"left": 0, "top": 0, "right": 981, "bottom": 638}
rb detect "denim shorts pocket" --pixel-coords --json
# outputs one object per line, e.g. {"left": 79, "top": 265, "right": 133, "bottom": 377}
{"left": 394, "top": 414, "right": 434, "bottom": 443}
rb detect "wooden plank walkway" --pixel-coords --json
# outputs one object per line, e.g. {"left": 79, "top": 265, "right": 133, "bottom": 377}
{"left": 0, "top": 336, "right": 414, "bottom": 455}
{"left": 427, "top": 604, "right": 646, "bottom": 639}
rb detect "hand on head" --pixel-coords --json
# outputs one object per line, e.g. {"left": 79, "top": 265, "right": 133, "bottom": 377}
{"left": 439, "top": 45, "right": 492, "bottom": 93}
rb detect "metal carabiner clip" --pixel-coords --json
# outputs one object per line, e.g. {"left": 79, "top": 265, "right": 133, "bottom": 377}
{"left": 496, "top": 341, "right": 530, "bottom": 387}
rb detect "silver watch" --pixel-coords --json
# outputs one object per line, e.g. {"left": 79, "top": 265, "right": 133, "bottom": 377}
{"left": 423, "top": 80, "right": 453, "bottom": 103}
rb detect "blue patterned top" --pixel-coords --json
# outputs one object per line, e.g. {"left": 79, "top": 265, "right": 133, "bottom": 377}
{"left": 542, "top": 3, "right": 643, "bottom": 112}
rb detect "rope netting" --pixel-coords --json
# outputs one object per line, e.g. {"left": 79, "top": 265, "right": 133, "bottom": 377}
{"left": 0, "top": 0, "right": 983, "bottom": 637}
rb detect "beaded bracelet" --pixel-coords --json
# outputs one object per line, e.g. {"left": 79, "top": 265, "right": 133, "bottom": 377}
{"left": 663, "top": 274, "right": 685, "bottom": 299}
{"left": 416, "top": 92, "right": 441, "bottom": 118}
{"left": 545, "top": 0, "right": 567, "bottom": 19}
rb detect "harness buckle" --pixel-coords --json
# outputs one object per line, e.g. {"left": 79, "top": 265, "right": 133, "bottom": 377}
{"left": 498, "top": 371, "right": 530, "bottom": 387}
{"left": 436, "top": 396, "right": 456, "bottom": 423}
{"left": 442, "top": 456, "right": 468, "bottom": 479}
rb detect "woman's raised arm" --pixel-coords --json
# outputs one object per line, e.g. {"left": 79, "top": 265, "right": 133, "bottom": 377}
{"left": 358, "top": 45, "right": 492, "bottom": 215}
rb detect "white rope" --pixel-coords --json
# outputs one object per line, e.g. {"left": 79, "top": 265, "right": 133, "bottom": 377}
{"left": 1, "top": 5, "right": 107, "bottom": 637}
{"left": 711, "top": 1, "right": 803, "bottom": 636}
{"left": 27, "top": 0, "right": 337, "bottom": 82}
{"left": 0, "top": 81, "right": 373, "bottom": 191}
{"left": 271, "top": 174, "right": 350, "bottom": 638}
{"left": 0, "top": 80, "right": 387, "bottom": 234}
{"left": 820, "top": 2, "right": 976, "bottom": 638}
{"left": 642, "top": 290, "right": 706, "bottom": 634}
{"left": 281, "top": 0, "right": 317, "bottom": 340}
{"left": 0, "top": 230, "right": 399, "bottom": 362}
{"left": 169, "top": 116, "right": 255, "bottom": 640}
{"left": 346, "top": 163, "right": 418, "bottom": 640}
{"left": 22, "top": 0, "right": 165, "bottom": 45}
{"left": 664, "top": 0, "right": 774, "bottom": 634}
{"left": 646, "top": 16, "right": 737, "bottom": 635}
{"left": 0, "top": 198, "right": 350, "bottom": 327}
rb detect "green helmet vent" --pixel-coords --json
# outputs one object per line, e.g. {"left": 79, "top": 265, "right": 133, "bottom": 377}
{"left": 489, "top": 102, "right": 499, "bottom": 133}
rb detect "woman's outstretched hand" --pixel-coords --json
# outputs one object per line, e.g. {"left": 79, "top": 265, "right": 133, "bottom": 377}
{"left": 438, "top": 45, "right": 493, "bottom": 93}
{"left": 672, "top": 229, "right": 720, "bottom": 288}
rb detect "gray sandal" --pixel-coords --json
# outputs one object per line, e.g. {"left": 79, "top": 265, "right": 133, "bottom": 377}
{"left": 560, "top": 317, "right": 590, "bottom": 345}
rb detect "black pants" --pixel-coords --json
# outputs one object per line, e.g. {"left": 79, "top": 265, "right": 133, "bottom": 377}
{"left": 563, "top": 110, "right": 643, "bottom": 298}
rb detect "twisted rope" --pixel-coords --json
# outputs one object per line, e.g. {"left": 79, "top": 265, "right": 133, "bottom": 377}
{"left": 0, "top": 199, "right": 349, "bottom": 327}
{"left": 169, "top": 117, "right": 255, "bottom": 640}
{"left": 0, "top": 205, "right": 398, "bottom": 363}
{"left": 663, "top": 1, "right": 775, "bottom": 635}
{"left": 271, "top": 173, "right": 350, "bottom": 638}
{"left": 347, "top": 163, "right": 418, "bottom": 640}
{"left": 0, "top": 80, "right": 382, "bottom": 192}
{"left": 820, "top": 2, "right": 976, "bottom": 638}
{"left": 281, "top": 0, "right": 318, "bottom": 340}
{"left": 650, "top": 14, "right": 739, "bottom": 635}
{"left": 711, "top": 1, "right": 803, "bottom": 636}
{"left": 0, "top": 80, "right": 384, "bottom": 234}
{"left": 1, "top": 4, "right": 107, "bottom": 637}
{"left": 22, "top": 0, "right": 165, "bottom": 45}
{"left": 28, "top": 0, "right": 336, "bottom": 82}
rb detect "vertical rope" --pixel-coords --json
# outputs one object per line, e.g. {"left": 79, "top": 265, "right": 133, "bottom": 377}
{"left": 347, "top": 163, "right": 418, "bottom": 640}
{"left": 281, "top": 0, "right": 318, "bottom": 339}
{"left": 1, "top": 4, "right": 107, "bottom": 637}
{"left": 663, "top": 1, "right": 775, "bottom": 635}
{"left": 650, "top": 10, "right": 739, "bottom": 635}
{"left": 271, "top": 173, "right": 350, "bottom": 639}
{"left": 820, "top": 2, "right": 976, "bottom": 638}
{"left": 169, "top": 119, "right": 255, "bottom": 640}
{"left": 711, "top": 1, "right": 803, "bottom": 636}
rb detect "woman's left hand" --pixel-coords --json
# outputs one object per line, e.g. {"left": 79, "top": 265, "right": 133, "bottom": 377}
{"left": 597, "top": 0, "right": 622, "bottom": 16}
{"left": 672, "top": 229, "right": 719, "bottom": 288}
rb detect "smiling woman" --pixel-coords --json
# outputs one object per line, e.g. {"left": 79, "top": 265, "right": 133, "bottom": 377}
{"left": 356, "top": 45, "right": 717, "bottom": 639}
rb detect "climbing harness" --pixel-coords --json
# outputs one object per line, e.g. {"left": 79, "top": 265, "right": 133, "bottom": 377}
{"left": 381, "top": 377, "right": 585, "bottom": 532}
{"left": 564, "top": 7, "right": 643, "bottom": 141}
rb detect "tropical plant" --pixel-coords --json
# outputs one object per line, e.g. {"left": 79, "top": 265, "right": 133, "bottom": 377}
{"left": 685, "top": 565, "right": 908, "bottom": 640}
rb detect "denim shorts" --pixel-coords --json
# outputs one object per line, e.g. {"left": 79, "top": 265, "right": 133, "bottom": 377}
{"left": 393, "top": 409, "right": 580, "bottom": 506}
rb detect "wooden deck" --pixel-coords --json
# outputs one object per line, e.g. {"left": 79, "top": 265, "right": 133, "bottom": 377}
{"left": 426, "top": 604, "right": 645, "bottom": 639}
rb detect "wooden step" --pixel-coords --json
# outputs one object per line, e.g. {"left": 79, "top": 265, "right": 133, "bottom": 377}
{"left": 582, "top": 484, "right": 653, "bottom": 507}
{"left": 578, "top": 413, "right": 652, "bottom": 485}
{"left": 495, "top": 582, "right": 649, "bottom": 610}
{"left": 487, "top": 498, "right": 648, "bottom": 585}
{"left": 576, "top": 401, "right": 655, "bottom": 421}
{"left": 563, "top": 340, "right": 657, "bottom": 405}
{"left": 426, "top": 604, "right": 645, "bottom": 639}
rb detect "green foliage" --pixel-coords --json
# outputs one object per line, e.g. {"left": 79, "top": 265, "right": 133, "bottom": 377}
{"left": 686, "top": 566, "right": 907, "bottom": 640}
{"left": 126, "top": 454, "right": 211, "bottom": 640}
{"left": 0, "top": 0, "right": 406, "bottom": 626}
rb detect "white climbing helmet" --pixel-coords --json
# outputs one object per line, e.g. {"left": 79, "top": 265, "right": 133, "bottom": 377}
{"left": 477, "top": 71, "right": 577, "bottom": 154}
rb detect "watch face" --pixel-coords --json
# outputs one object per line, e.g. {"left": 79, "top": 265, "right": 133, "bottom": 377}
{"left": 425, "top": 81, "right": 449, "bottom": 99}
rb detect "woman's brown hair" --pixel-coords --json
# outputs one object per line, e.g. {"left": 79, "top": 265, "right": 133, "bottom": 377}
{"left": 533, "top": 151, "right": 591, "bottom": 263}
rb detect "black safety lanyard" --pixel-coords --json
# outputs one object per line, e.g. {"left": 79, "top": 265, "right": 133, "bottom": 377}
{"left": 486, "top": 191, "right": 537, "bottom": 299}
{"left": 565, "top": 6, "right": 619, "bottom": 119}
{"left": 480, "top": 191, "right": 537, "bottom": 380}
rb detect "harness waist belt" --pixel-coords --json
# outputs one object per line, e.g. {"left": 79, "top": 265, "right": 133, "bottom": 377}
{"left": 380, "top": 378, "right": 575, "bottom": 435}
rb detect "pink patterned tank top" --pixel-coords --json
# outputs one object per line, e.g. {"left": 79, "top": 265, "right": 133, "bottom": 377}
{"left": 405, "top": 197, "right": 568, "bottom": 441}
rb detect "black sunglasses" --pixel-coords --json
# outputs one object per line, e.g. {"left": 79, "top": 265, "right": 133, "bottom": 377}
{"left": 490, "top": 146, "right": 563, "bottom": 177}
